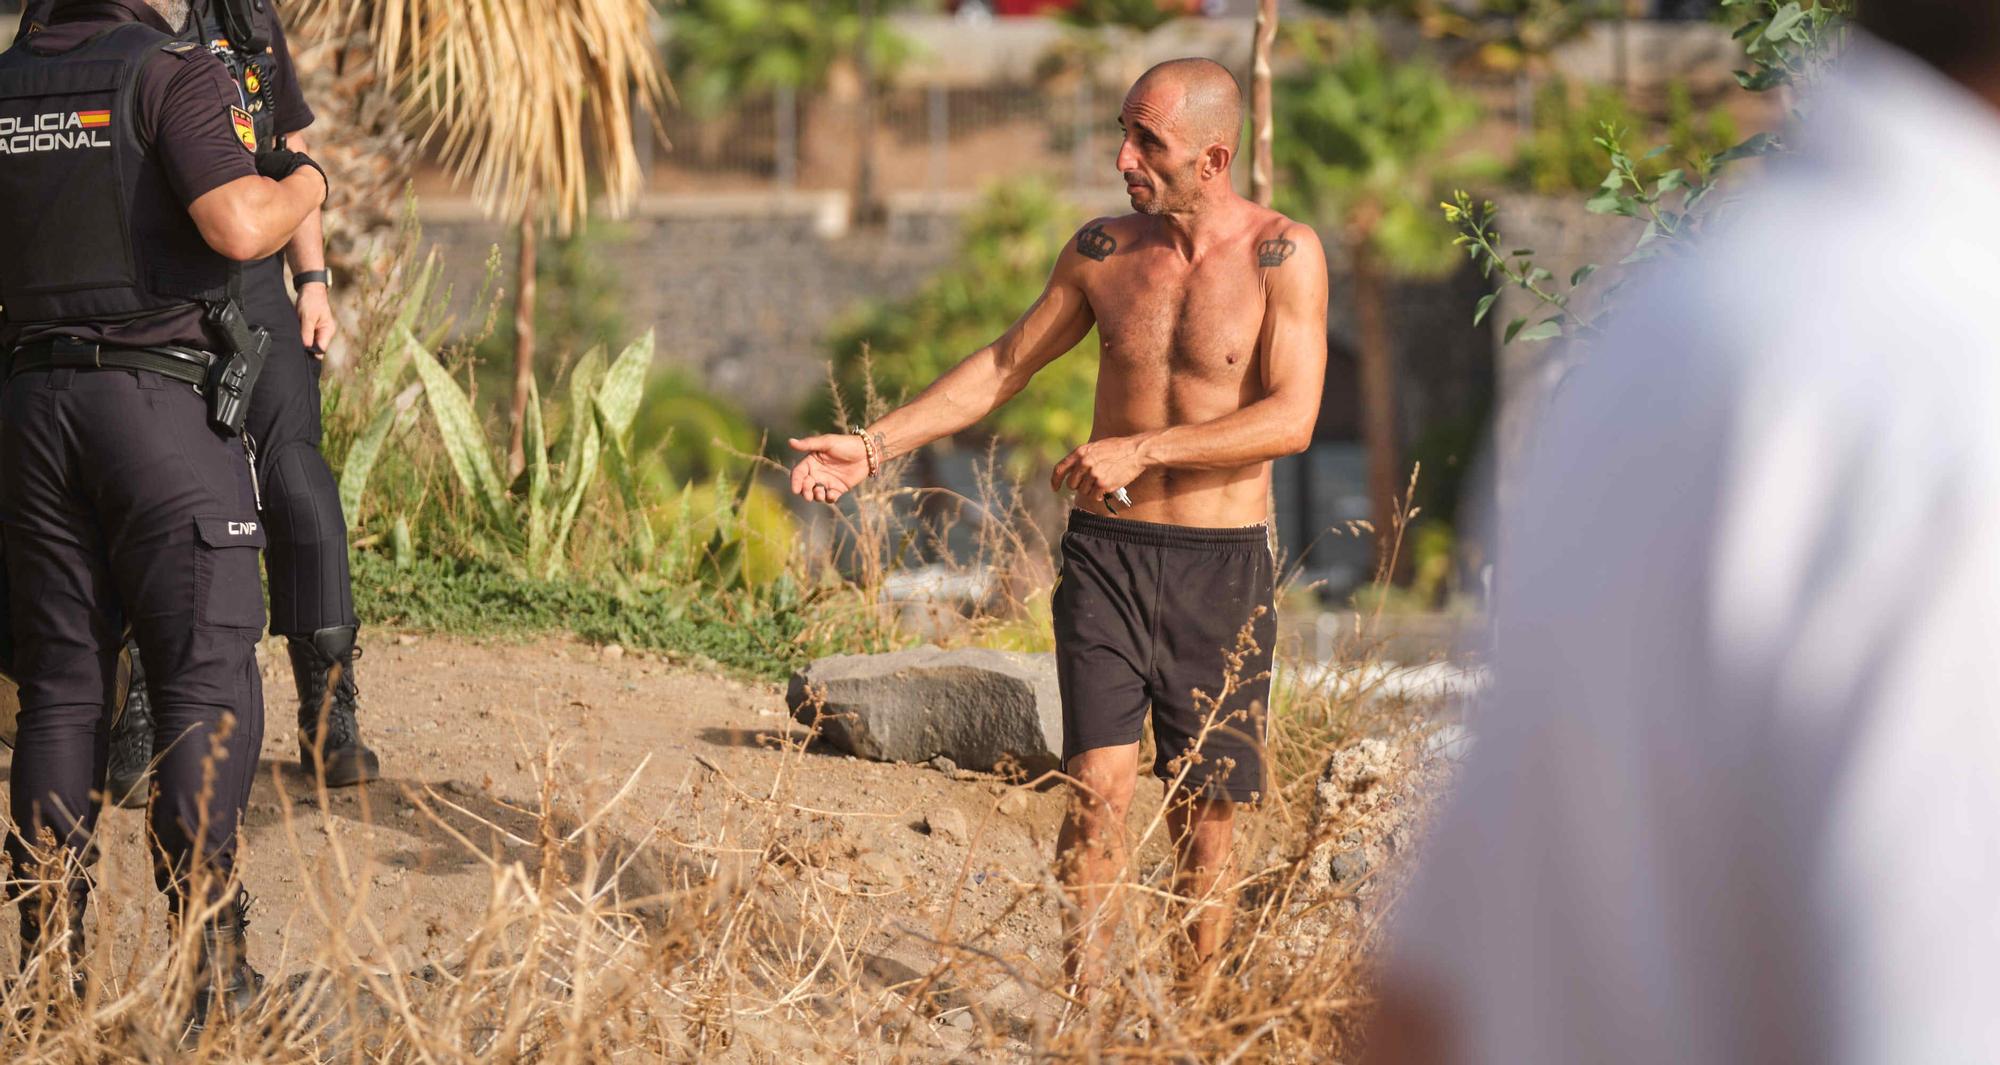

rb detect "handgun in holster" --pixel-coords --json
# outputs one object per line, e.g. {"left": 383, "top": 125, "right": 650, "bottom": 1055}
{"left": 203, "top": 299, "right": 269, "bottom": 436}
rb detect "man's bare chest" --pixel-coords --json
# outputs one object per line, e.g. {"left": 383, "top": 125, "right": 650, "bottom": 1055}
{"left": 1086, "top": 258, "right": 1266, "bottom": 381}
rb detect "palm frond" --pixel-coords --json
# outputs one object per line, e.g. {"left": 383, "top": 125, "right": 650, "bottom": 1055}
{"left": 291, "top": 0, "right": 672, "bottom": 233}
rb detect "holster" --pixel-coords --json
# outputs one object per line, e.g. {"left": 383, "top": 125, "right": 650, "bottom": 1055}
{"left": 202, "top": 299, "right": 269, "bottom": 436}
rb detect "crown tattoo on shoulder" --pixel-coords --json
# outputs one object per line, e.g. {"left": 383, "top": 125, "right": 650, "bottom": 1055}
{"left": 1257, "top": 237, "right": 1297, "bottom": 268}
{"left": 1077, "top": 223, "right": 1117, "bottom": 262}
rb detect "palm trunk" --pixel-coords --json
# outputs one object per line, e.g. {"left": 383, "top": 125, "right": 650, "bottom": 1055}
{"left": 507, "top": 205, "right": 540, "bottom": 479}
{"left": 1350, "top": 230, "right": 1403, "bottom": 580}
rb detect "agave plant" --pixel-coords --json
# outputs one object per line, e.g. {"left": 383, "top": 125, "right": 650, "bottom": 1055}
{"left": 340, "top": 327, "right": 658, "bottom": 579}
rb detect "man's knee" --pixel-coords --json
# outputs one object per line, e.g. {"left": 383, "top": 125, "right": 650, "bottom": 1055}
{"left": 1067, "top": 745, "right": 1140, "bottom": 817}
{"left": 1169, "top": 796, "right": 1236, "bottom": 859}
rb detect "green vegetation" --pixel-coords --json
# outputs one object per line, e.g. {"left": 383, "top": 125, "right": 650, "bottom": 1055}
{"left": 664, "top": 0, "right": 912, "bottom": 116}
{"left": 349, "top": 552, "right": 876, "bottom": 679}
{"left": 1450, "top": 0, "right": 1854, "bottom": 348}
{"left": 1274, "top": 22, "right": 1480, "bottom": 548}
{"left": 1060, "top": 0, "right": 1187, "bottom": 32}
{"left": 474, "top": 221, "right": 633, "bottom": 371}
{"left": 1512, "top": 78, "right": 1738, "bottom": 195}
{"left": 1299, "top": 0, "right": 1609, "bottom": 72}
{"left": 820, "top": 181, "right": 1099, "bottom": 473}
{"left": 320, "top": 213, "right": 855, "bottom": 678}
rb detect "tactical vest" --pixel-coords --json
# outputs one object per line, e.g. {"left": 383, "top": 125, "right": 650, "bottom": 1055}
{"left": 0, "top": 22, "right": 233, "bottom": 330}
{"left": 192, "top": 0, "right": 279, "bottom": 151}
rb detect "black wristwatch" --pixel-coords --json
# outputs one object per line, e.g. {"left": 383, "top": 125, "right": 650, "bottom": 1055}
{"left": 292, "top": 269, "right": 330, "bottom": 296}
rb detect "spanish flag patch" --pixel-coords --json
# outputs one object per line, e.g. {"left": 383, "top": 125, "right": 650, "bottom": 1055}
{"left": 229, "top": 106, "right": 255, "bottom": 152}
{"left": 77, "top": 110, "right": 110, "bottom": 128}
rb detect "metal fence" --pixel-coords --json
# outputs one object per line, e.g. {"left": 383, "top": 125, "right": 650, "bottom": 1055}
{"left": 651, "top": 81, "right": 1133, "bottom": 198}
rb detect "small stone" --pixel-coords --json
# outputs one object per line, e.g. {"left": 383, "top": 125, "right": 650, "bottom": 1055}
{"left": 396, "top": 634, "right": 419, "bottom": 647}
{"left": 601, "top": 643, "right": 625, "bottom": 662}
{"left": 856, "top": 851, "right": 906, "bottom": 891}
{"left": 997, "top": 789, "right": 1030, "bottom": 818}
{"left": 924, "top": 807, "right": 969, "bottom": 846}
{"left": 927, "top": 754, "right": 959, "bottom": 775}
{"left": 1330, "top": 851, "right": 1369, "bottom": 883}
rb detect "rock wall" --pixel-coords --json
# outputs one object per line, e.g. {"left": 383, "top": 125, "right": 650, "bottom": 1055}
{"left": 417, "top": 197, "right": 962, "bottom": 426}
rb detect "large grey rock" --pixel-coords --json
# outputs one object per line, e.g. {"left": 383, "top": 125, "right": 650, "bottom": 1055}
{"left": 787, "top": 646, "right": 1062, "bottom": 774}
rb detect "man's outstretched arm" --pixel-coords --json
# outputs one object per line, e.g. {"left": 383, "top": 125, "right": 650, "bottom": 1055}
{"left": 790, "top": 231, "right": 1099, "bottom": 503}
{"left": 1052, "top": 224, "right": 1327, "bottom": 500}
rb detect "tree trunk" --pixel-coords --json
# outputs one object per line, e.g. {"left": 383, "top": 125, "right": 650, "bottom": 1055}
{"left": 1350, "top": 227, "right": 1404, "bottom": 579}
{"left": 853, "top": 0, "right": 882, "bottom": 226}
{"left": 507, "top": 206, "right": 540, "bottom": 479}
{"left": 289, "top": 32, "right": 420, "bottom": 370}
{"left": 1249, "top": 0, "right": 1280, "bottom": 555}
{"left": 1248, "top": 0, "right": 1278, "bottom": 207}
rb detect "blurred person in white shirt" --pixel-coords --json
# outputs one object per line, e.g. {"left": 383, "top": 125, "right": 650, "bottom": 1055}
{"left": 1369, "top": 3, "right": 2000, "bottom": 1063}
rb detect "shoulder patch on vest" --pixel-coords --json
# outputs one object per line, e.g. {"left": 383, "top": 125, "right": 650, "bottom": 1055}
{"left": 160, "top": 41, "right": 202, "bottom": 59}
{"left": 229, "top": 106, "right": 256, "bottom": 152}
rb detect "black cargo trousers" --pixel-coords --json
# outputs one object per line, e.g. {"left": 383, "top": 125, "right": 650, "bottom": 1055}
{"left": 0, "top": 364, "right": 264, "bottom": 913}
{"left": 241, "top": 254, "right": 352, "bottom": 637}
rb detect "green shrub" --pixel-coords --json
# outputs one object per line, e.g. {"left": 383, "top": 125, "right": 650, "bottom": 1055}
{"left": 1510, "top": 77, "right": 1738, "bottom": 195}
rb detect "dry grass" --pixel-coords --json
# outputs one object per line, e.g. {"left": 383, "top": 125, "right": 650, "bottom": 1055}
{"left": 2, "top": 668, "right": 1445, "bottom": 1063}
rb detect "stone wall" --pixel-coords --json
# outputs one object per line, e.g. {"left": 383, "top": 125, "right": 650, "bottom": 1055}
{"left": 419, "top": 195, "right": 961, "bottom": 425}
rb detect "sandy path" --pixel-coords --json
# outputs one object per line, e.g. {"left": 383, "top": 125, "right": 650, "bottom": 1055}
{"left": 6, "top": 633, "right": 1169, "bottom": 1053}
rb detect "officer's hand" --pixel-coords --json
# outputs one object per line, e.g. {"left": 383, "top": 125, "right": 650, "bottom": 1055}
{"left": 296, "top": 284, "right": 336, "bottom": 358}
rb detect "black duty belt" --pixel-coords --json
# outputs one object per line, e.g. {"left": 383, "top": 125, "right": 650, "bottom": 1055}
{"left": 7, "top": 337, "right": 215, "bottom": 392}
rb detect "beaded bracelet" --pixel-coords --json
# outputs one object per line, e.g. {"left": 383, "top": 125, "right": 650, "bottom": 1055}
{"left": 851, "top": 427, "right": 881, "bottom": 477}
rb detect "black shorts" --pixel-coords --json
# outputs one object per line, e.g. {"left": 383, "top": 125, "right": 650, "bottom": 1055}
{"left": 1053, "top": 509, "right": 1276, "bottom": 804}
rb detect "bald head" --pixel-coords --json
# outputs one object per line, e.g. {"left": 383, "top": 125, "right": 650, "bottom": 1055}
{"left": 1129, "top": 58, "right": 1244, "bottom": 154}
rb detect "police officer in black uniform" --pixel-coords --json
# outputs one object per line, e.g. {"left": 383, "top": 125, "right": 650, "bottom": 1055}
{"left": 18, "top": 0, "right": 381, "bottom": 801}
{"left": 0, "top": 0, "right": 328, "bottom": 1022}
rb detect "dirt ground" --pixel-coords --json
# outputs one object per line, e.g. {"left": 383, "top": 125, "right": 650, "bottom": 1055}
{"left": 4, "top": 632, "right": 1231, "bottom": 1055}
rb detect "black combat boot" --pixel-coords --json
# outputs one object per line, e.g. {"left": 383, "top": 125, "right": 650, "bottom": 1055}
{"left": 182, "top": 889, "right": 262, "bottom": 1037}
{"left": 288, "top": 625, "right": 380, "bottom": 788}
{"left": 103, "top": 640, "right": 154, "bottom": 809}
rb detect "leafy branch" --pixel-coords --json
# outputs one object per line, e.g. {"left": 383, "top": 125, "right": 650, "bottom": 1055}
{"left": 1445, "top": 0, "right": 1853, "bottom": 347}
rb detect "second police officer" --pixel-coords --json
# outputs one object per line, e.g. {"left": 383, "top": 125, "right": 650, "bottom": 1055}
{"left": 21, "top": 0, "right": 383, "bottom": 801}
{"left": 0, "top": 0, "right": 331, "bottom": 1021}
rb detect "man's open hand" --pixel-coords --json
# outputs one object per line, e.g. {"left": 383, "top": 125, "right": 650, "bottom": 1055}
{"left": 296, "top": 284, "right": 336, "bottom": 357}
{"left": 1052, "top": 435, "right": 1152, "bottom": 502}
{"left": 789, "top": 434, "right": 870, "bottom": 505}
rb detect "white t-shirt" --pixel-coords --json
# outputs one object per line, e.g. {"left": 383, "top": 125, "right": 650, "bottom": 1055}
{"left": 1384, "top": 40, "right": 2000, "bottom": 1065}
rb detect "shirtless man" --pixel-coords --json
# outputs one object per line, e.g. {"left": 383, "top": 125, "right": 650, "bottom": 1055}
{"left": 789, "top": 58, "right": 1327, "bottom": 991}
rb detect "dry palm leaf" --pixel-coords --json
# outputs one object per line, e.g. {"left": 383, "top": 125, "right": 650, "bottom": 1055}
{"left": 291, "top": 0, "right": 672, "bottom": 234}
